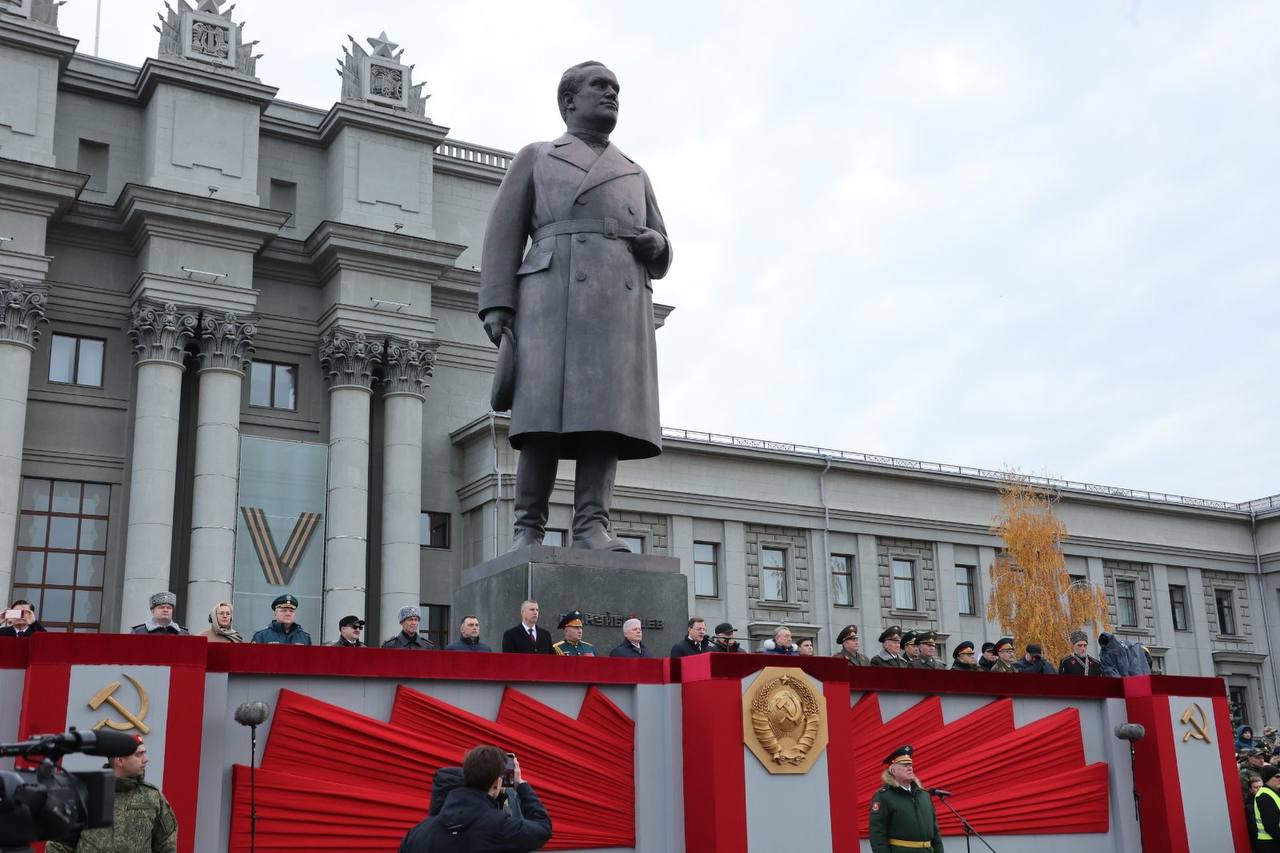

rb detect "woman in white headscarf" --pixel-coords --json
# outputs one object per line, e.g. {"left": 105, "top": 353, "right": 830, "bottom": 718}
{"left": 199, "top": 601, "right": 245, "bottom": 643}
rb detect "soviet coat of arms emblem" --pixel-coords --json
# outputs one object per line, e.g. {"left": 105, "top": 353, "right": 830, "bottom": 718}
{"left": 742, "top": 667, "right": 829, "bottom": 774}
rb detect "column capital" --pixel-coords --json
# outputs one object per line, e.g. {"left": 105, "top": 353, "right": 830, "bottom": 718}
{"left": 197, "top": 311, "right": 256, "bottom": 373}
{"left": 319, "top": 328, "right": 383, "bottom": 390}
{"left": 0, "top": 279, "right": 48, "bottom": 351}
{"left": 129, "top": 300, "right": 198, "bottom": 366}
{"left": 382, "top": 337, "right": 437, "bottom": 399}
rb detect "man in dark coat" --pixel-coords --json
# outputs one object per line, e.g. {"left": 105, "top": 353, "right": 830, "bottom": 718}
{"left": 502, "top": 600, "right": 554, "bottom": 654}
{"left": 1058, "top": 631, "right": 1103, "bottom": 675}
{"left": 900, "top": 630, "right": 923, "bottom": 667}
{"left": 951, "top": 641, "right": 981, "bottom": 671}
{"left": 978, "top": 641, "right": 997, "bottom": 671}
{"left": 0, "top": 599, "right": 47, "bottom": 636}
{"left": 251, "top": 594, "right": 312, "bottom": 644}
{"left": 670, "top": 617, "right": 713, "bottom": 657}
{"left": 445, "top": 615, "right": 492, "bottom": 651}
{"left": 130, "top": 591, "right": 189, "bottom": 635}
{"left": 835, "top": 624, "right": 868, "bottom": 666}
{"left": 1015, "top": 643, "right": 1057, "bottom": 675}
{"left": 383, "top": 606, "right": 435, "bottom": 649}
{"left": 868, "top": 745, "right": 943, "bottom": 853}
{"left": 400, "top": 745, "right": 551, "bottom": 852}
{"left": 609, "top": 617, "right": 653, "bottom": 657}
{"left": 479, "top": 60, "right": 673, "bottom": 553}
{"left": 327, "top": 615, "right": 366, "bottom": 647}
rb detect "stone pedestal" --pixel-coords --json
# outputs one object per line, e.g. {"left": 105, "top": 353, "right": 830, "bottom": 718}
{"left": 454, "top": 547, "right": 689, "bottom": 654}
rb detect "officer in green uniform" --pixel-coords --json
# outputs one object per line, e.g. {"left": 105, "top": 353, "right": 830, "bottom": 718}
{"left": 868, "top": 745, "right": 944, "bottom": 853}
{"left": 950, "top": 641, "right": 980, "bottom": 671}
{"left": 552, "top": 610, "right": 595, "bottom": 656}
{"left": 990, "top": 636, "right": 1018, "bottom": 672}
{"left": 835, "top": 624, "right": 868, "bottom": 666}
{"left": 901, "top": 630, "right": 923, "bottom": 667}
{"left": 48, "top": 736, "right": 177, "bottom": 853}
{"left": 916, "top": 631, "right": 948, "bottom": 670}
{"left": 870, "top": 626, "right": 909, "bottom": 667}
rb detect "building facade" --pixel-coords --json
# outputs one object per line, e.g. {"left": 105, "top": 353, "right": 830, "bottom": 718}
{"left": 2, "top": 4, "right": 1278, "bottom": 726}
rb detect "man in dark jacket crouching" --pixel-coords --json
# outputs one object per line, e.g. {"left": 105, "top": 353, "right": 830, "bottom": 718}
{"left": 400, "top": 745, "right": 551, "bottom": 852}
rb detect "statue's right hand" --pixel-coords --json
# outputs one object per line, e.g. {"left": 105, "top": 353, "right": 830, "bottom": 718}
{"left": 482, "top": 308, "right": 515, "bottom": 346}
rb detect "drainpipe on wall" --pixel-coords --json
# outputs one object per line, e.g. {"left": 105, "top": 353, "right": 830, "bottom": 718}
{"left": 819, "top": 456, "right": 832, "bottom": 605}
{"left": 1251, "top": 510, "right": 1280, "bottom": 719}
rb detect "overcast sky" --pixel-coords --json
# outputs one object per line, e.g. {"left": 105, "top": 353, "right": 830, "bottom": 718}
{"left": 58, "top": 1, "right": 1278, "bottom": 502}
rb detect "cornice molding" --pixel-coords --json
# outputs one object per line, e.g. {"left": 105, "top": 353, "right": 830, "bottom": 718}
{"left": 135, "top": 57, "right": 278, "bottom": 110}
{"left": 115, "top": 183, "right": 291, "bottom": 251}
{"left": 0, "top": 15, "right": 77, "bottom": 68}
{"left": 0, "top": 157, "right": 89, "bottom": 217}
{"left": 316, "top": 101, "right": 450, "bottom": 148}
{"left": 302, "top": 220, "right": 465, "bottom": 285}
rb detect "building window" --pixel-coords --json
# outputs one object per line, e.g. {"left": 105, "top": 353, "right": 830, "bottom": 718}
{"left": 956, "top": 564, "right": 977, "bottom": 615}
{"left": 543, "top": 529, "right": 566, "bottom": 547}
{"left": 760, "top": 546, "right": 787, "bottom": 601}
{"left": 1215, "top": 589, "right": 1237, "bottom": 635}
{"left": 891, "top": 558, "right": 916, "bottom": 611}
{"left": 12, "top": 478, "right": 110, "bottom": 632}
{"left": 1229, "top": 686, "right": 1250, "bottom": 729}
{"left": 1116, "top": 579, "right": 1138, "bottom": 627}
{"left": 694, "top": 542, "right": 719, "bottom": 598}
{"left": 1068, "top": 573, "right": 1088, "bottom": 588}
{"left": 421, "top": 603, "right": 450, "bottom": 649}
{"left": 48, "top": 334, "right": 105, "bottom": 387}
{"left": 249, "top": 361, "right": 297, "bottom": 410}
{"left": 1169, "top": 585, "right": 1189, "bottom": 631}
{"left": 830, "top": 554, "right": 854, "bottom": 606}
{"left": 617, "top": 534, "right": 645, "bottom": 554}
{"left": 77, "top": 139, "right": 109, "bottom": 193}
{"left": 1149, "top": 654, "right": 1166, "bottom": 675}
{"left": 270, "top": 178, "right": 298, "bottom": 228}
{"left": 419, "top": 511, "right": 450, "bottom": 549}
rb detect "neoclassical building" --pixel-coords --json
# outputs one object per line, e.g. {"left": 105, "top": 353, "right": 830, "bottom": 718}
{"left": 2, "top": 4, "right": 1278, "bottom": 727}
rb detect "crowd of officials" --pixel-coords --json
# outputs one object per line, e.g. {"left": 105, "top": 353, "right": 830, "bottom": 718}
{"left": 1238, "top": 725, "right": 1280, "bottom": 851}
{"left": 1, "top": 594, "right": 1118, "bottom": 678}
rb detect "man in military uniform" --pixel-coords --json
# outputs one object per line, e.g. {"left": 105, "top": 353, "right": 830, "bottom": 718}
{"left": 553, "top": 610, "right": 595, "bottom": 656}
{"left": 130, "top": 591, "right": 188, "bottom": 635}
{"left": 835, "top": 624, "right": 868, "bottom": 666}
{"left": 868, "top": 745, "right": 944, "bottom": 853}
{"left": 916, "top": 631, "right": 948, "bottom": 670}
{"left": 950, "top": 641, "right": 980, "bottom": 671}
{"left": 901, "top": 630, "right": 923, "bottom": 667}
{"left": 382, "top": 606, "right": 435, "bottom": 649}
{"left": 870, "top": 626, "right": 909, "bottom": 667}
{"left": 1058, "top": 631, "right": 1102, "bottom": 675}
{"left": 250, "top": 594, "right": 313, "bottom": 644}
{"left": 990, "top": 637, "right": 1018, "bottom": 672}
{"left": 328, "top": 615, "right": 366, "bottom": 647}
{"left": 48, "top": 736, "right": 177, "bottom": 853}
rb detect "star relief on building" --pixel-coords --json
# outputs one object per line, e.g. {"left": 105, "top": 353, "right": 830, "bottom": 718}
{"left": 337, "top": 30, "right": 429, "bottom": 116}
{"left": 154, "top": 0, "right": 262, "bottom": 77}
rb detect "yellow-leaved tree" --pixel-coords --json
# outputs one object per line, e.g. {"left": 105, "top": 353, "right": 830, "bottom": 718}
{"left": 986, "top": 476, "right": 1111, "bottom": 665}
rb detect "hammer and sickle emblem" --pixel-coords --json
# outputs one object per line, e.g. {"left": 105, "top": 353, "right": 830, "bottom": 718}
{"left": 1180, "top": 702, "right": 1211, "bottom": 744}
{"left": 88, "top": 673, "right": 150, "bottom": 735}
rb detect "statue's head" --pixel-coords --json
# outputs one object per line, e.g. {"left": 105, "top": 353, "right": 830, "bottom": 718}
{"left": 558, "top": 60, "right": 619, "bottom": 134}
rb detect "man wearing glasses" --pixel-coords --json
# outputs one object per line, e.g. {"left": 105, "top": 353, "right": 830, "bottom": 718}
{"left": 870, "top": 626, "right": 909, "bottom": 668}
{"left": 329, "top": 615, "right": 366, "bottom": 647}
{"left": 950, "top": 640, "right": 980, "bottom": 671}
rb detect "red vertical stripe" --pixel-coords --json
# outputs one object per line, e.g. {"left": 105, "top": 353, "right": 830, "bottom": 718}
{"left": 1124, "top": 690, "right": 1190, "bottom": 853}
{"left": 824, "top": 679, "right": 859, "bottom": 852}
{"left": 1213, "top": 695, "right": 1252, "bottom": 853}
{"left": 163, "top": 662, "right": 206, "bottom": 853}
{"left": 681, "top": 677, "right": 748, "bottom": 851}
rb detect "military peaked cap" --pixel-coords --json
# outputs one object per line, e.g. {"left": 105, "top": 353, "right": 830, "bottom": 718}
{"left": 902, "top": 629, "right": 920, "bottom": 646}
{"left": 836, "top": 625, "right": 859, "bottom": 644}
{"left": 952, "top": 640, "right": 975, "bottom": 658}
{"left": 918, "top": 630, "right": 938, "bottom": 646}
{"left": 878, "top": 626, "right": 902, "bottom": 643}
{"left": 994, "top": 636, "right": 1015, "bottom": 652}
{"left": 884, "top": 745, "right": 914, "bottom": 765}
{"left": 271, "top": 594, "right": 299, "bottom": 610}
{"left": 558, "top": 610, "right": 584, "bottom": 629}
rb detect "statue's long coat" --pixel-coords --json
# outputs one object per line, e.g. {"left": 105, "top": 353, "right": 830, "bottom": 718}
{"left": 479, "top": 133, "right": 672, "bottom": 460}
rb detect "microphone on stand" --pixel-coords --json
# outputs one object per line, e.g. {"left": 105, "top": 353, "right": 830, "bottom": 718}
{"left": 927, "top": 787, "right": 953, "bottom": 798}
{"left": 235, "top": 702, "right": 270, "bottom": 853}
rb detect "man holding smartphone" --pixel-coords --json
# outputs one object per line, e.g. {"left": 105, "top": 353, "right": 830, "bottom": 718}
{"left": 400, "top": 745, "right": 551, "bottom": 852}
{"left": 0, "top": 599, "right": 45, "bottom": 636}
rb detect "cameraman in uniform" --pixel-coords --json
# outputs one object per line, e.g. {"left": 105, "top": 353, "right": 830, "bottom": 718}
{"left": 48, "top": 736, "right": 177, "bottom": 853}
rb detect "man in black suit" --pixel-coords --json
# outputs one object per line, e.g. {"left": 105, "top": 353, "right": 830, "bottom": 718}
{"left": 501, "top": 599, "right": 553, "bottom": 654}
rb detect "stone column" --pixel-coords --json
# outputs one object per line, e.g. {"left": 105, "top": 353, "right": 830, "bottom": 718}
{"left": 121, "top": 301, "right": 197, "bottom": 628}
{"left": 319, "top": 330, "right": 381, "bottom": 642}
{"left": 0, "top": 280, "right": 47, "bottom": 601}
{"left": 379, "top": 338, "right": 435, "bottom": 636}
{"left": 186, "top": 313, "right": 255, "bottom": 625}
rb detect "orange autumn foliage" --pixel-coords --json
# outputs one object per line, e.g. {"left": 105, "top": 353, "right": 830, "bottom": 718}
{"left": 986, "top": 477, "right": 1111, "bottom": 665}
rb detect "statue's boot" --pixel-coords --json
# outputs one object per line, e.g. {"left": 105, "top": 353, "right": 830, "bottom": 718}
{"left": 571, "top": 448, "right": 630, "bottom": 551}
{"left": 510, "top": 437, "right": 557, "bottom": 551}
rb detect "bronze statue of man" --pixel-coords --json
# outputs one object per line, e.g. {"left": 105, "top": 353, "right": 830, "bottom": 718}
{"left": 479, "top": 61, "right": 673, "bottom": 551}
